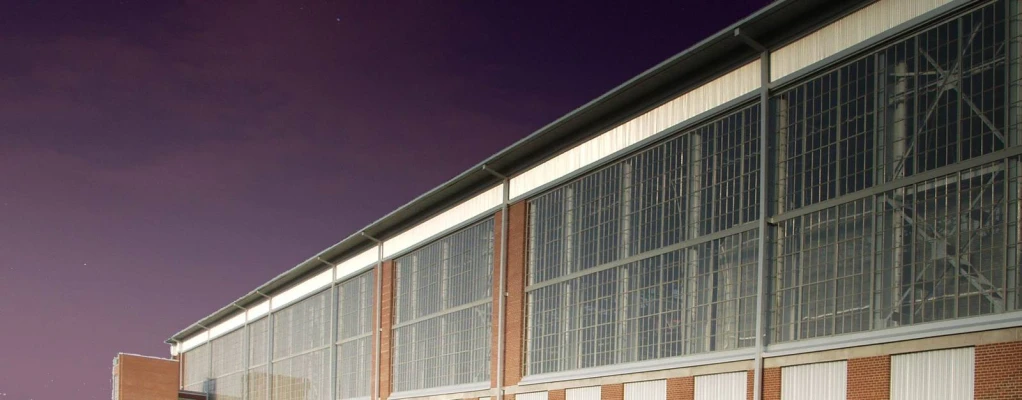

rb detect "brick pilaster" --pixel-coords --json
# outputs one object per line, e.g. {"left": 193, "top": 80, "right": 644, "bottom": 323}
{"left": 503, "top": 201, "right": 529, "bottom": 387}
{"left": 601, "top": 383, "right": 624, "bottom": 400}
{"left": 847, "top": 355, "right": 890, "bottom": 400}
{"left": 975, "top": 341, "right": 1022, "bottom": 399}
{"left": 377, "top": 260, "right": 395, "bottom": 399}
{"left": 668, "top": 376, "right": 694, "bottom": 400}
{"left": 763, "top": 367, "right": 781, "bottom": 400}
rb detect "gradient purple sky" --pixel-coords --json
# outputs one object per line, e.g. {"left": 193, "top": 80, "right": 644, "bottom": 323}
{"left": 0, "top": 1, "right": 769, "bottom": 398}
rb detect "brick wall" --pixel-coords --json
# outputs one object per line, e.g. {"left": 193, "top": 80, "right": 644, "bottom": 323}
{"left": 378, "top": 260, "right": 395, "bottom": 399}
{"left": 975, "top": 341, "right": 1022, "bottom": 399}
{"left": 601, "top": 383, "right": 624, "bottom": 400}
{"left": 763, "top": 367, "right": 782, "bottom": 400}
{"left": 747, "top": 369, "right": 756, "bottom": 400}
{"left": 503, "top": 201, "right": 529, "bottom": 387}
{"left": 668, "top": 376, "right": 694, "bottom": 400}
{"left": 117, "top": 354, "right": 179, "bottom": 400}
{"left": 847, "top": 355, "right": 890, "bottom": 400}
{"left": 549, "top": 389, "right": 566, "bottom": 400}
{"left": 491, "top": 210, "right": 504, "bottom": 389}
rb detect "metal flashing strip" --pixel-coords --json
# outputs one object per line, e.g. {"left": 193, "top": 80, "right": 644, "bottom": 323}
{"left": 179, "top": 331, "right": 209, "bottom": 353}
{"left": 769, "top": 146, "right": 1022, "bottom": 224}
{"left": 525, "top": 223, "right": 758, "bottom": 292}
{"left": 336, "top": 246, "right": 378, "bottom": 281}
{"left": 208, "top": 312, "right": 246, "bottom": 339}
{"left": 762, "top": 311, "right": 1022, "bottom": 358}
{"left": 517, "top": 349, "right": 756, "bottom": 386}
{"left": 390, "top": 298, "right": 493, "bottom": 330}
{"left": 270, "top": 269, "right": 333, "bottom": 311}
{"left": 247, "top": 300, "right": 269, "bottom": 321}
{"left": 387, "top": 382, "right": 491, "bottom": 400}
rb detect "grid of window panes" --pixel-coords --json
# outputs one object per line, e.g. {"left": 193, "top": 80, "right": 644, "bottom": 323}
{"left": 529, "top": 104, "right": 760, "bottom": 287}
{"left": 183, "top": 344, "right": 209, "bottom": 393}
{"left": 525, "top": 104, "right": 760, "bottom": 375}
{"left": 770, "top": 0, "right": 1020, "bottom": 343}
{"left": 211, "top": 328, "right": 246, "bottom": 400}
{"left": 392, "top": 218, "right": 494, "bottom": 392}
{"left": 337, "top": 270, "right": 374, "bottom": 400}
{"left": 271, "top": 290, "right": 331, "bottom": 400}
{"left": 247, "top": 318, "right": 268, "bottom": 400}
{"left": 526, "top": 230, "right": 758, "bottom": 374}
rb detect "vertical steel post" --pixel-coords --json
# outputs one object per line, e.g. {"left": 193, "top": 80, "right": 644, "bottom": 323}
{"left": 200, "top": 325, "right": 212, "bottom": 395}
{"left": 1007, "top": 0, "right": 1021, "bottom": 311}
{"left": 256, "top": 291, "right": 272, "bottom": 400}
{"left": 231, "top": 303, "right": 249, "bottom": 400}
{"left": 174, "top": 340, "right": 184, "bottom": 390}
{"left": 736, "top": 27, "right": 770, "bottom": 400}
{"left": 324, "top": 259, "right": 339, "bottom": 400}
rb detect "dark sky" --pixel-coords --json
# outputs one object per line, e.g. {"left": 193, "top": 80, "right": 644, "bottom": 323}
{"left": 0, "top": 1, "right": 770, "bottom": 398}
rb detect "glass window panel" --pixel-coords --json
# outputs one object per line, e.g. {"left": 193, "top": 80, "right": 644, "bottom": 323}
{"left": 392, "top": 218, "right": 494, "bottom": 392}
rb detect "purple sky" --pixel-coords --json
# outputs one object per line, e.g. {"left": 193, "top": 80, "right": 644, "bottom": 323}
{"left": 0, "top": 1, "right": 769, "bottom": 398}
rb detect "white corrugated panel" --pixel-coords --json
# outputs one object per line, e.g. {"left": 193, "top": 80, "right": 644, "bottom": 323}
{"left": 516, "top": 392, "right": 548, "bottom": 400}
{"left": 270, "top": 269, "right": 332, "bottom": 310}
{"left": 209, "top": 312, "right": 246, "bottom": 339}
{"left": 625, "top": 380, "right": 666, "bottom": 400}
{"left": 509, "top": 60, "right": 761, "bottom": 200}
{"left": 383, "top": 185, "right": 503, "bottom": 258}
{"left": 782, "top": 361, "right": 847, "bottom": 400}
{"left": 246, "top": 300, "right": 269, "bottom": 321}
{"left": 771, "top": 0, "right": 953, "bottom": 81}
{"left": 336, "top": 246, "right": 378, "bottom": 282}
{"left": 891, "top": 347, "right": 974, "bottom": 400}
{"left": 179, "top": 330, "right": 209, "bottom": 353}
{"left": 566, "top": 386, "right": 601, "bottom": 400}
{"left": 695, "top": 371, "right": 747, "bottom": 400}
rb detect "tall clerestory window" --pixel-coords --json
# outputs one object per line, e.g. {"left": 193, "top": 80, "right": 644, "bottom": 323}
{"left": 769, "top": 0, "right": 1019, "bottom": 343}
{"left": 525, "top": 103, "right": 762, "bottom": 376}
{"left": 392, "top": 218, "right": 495, "bottom": 393}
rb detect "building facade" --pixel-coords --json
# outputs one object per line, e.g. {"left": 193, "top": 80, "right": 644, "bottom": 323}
{"left": 166, "top": 0, "right": 1022, "bottom": 399}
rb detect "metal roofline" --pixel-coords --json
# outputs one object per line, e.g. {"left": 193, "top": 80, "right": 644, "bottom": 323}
{"left": 166, "top": 0, "right": 872, "bottom": 344}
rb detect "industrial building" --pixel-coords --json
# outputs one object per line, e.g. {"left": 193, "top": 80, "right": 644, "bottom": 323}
{"left": 163, "top": 0, "right": 1022, "bottom": 399}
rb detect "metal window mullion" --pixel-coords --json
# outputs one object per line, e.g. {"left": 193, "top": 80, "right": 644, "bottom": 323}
{"left": 1005, "top": 0, "right": 1020, "bottom": 313}
{"left": 391, "top": 298, "right": 492, "bottom": 330}
{"left": 685, "top": 129, "right": 702, "bottom": 355}
{"left": 525, "top": 223, "right": 757, "bottom": 292}
{"left": 619, "top": 161, "right": 634, "bottom": 365}
{"left": 329, "top": 276, "right": 338, "bottom": 400}
{"left": 956, "top": 169, "right": 965, "bottom": 319}
{"left": 837, "top": 68, "right": 844, "bottom": 199}
{"left": 266, "top": 307, "right": 273, "bottom": 400}
{"left": 439, "top": 242, "right": 450, "bottom": 388}
{"left": 563, "top": 186, "right": 575, "bottom": 372}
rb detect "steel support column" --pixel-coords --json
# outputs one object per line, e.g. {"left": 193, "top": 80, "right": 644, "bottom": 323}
{"left": 255, "top": 290, "right": 272, "bottom": 400}
{"left": 736, "top": 28, "right": 770, "bottom": 400}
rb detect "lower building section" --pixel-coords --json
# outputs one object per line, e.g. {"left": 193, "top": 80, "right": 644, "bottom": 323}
{"left": 436, "top": 327, "right": 1022, "bottom": 400}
